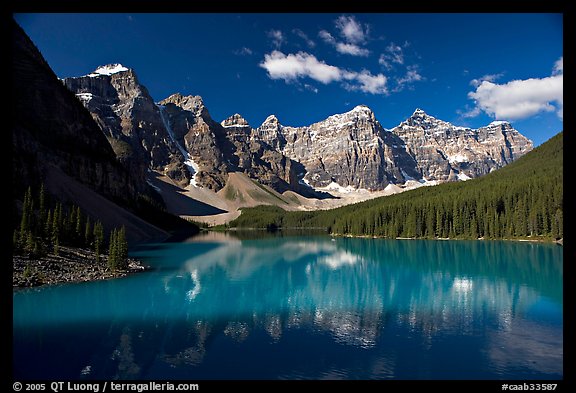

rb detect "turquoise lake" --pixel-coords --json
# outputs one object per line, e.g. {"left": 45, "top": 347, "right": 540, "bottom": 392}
{"left": 13, "top": 233, "right": 563, "bottom": 380}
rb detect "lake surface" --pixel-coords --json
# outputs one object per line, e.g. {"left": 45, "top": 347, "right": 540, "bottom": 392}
{"left": 13, "top": 233, "right": 563, "bottom": 380}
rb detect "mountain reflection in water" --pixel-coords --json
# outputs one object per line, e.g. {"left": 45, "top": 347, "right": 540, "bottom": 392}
{"left": 13, "top": 234, "right": 562, "bottom": 380}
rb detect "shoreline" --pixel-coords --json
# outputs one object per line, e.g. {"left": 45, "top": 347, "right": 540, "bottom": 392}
{"left": 13, "top": 246, "right": 150, "bottom": 289}
{"left": 13, "top": 231, "right": 561, "bottom": 289}
{"left": 220, "top": 227, "right": 563, "bottom": 244}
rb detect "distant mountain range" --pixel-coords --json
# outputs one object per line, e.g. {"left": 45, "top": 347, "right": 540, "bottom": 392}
{"left": 12, "top": 18, "right": 534, "bottom": 234}
{"left": 62, "top": 63, "right": 533, "bottom": 197}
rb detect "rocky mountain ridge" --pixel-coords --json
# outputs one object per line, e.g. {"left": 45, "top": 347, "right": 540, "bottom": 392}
{"left": 12, "top": 22, "right": 192, "bottom": 244}
{"left": 389, "top": 108, "right": 533, "bottom": 182}
{"left": 63, "top": 63, "right": 533, "bottom": 197}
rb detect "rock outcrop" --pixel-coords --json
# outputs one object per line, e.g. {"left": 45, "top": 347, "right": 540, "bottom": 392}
{"left": 389, "top": 109, "right": 533, "bottom": 181}
{"left": 63, "top": 65, "right": 191, "bottom": 187}
{"left": 12, "top": 22, "right": 148, "bottom": 203}
{"left": 63, "top": 63, "right": 533, "bottom": 196}
{"left": 12, "top": 20, "right": 171, "bottom": 244}
{"left": 157, "top": 94, "right": 303, "bottom": 193}
{"left": 256, "top": 105, "right": 422, "bottom": 190}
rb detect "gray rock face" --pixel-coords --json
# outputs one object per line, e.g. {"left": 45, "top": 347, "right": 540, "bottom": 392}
{"left": 221, "top": 113, "right": 303, "bottom": 193}
{"left": 62, "top": 64, "right": 533, "bottom": 196}
{"left": 158, "top": 93, "right": 228, "bottom": 190}
{"left": 389, "top": 109, "right": 533, "bottom": 181}
{"left": 63, "top": 66, "right": 191, "bottom": 186}
{"left": 156, "top": 95, "right": 301, "bottom": 193}
{"left": 256, "top": 105, "right": 422, "bottom": 190}
{"left": 12, "top": 23, "right": 148, "bottom": 203}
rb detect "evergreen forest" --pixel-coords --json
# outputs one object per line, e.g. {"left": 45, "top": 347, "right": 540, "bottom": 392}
{"left": 230, "top": 132, "right": 563, "bottom": 241}
{"left": 13, "top": 184, "right": 129, "bottom": 271}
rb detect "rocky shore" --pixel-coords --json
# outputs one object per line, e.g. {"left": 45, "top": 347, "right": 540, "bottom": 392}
{"left": 13, "top": 246, "right": 150, "bottom": 288}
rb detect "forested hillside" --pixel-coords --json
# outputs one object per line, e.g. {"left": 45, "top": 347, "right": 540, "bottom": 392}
{"left": 230, "top": 132, "right": 563, "bottom": 241}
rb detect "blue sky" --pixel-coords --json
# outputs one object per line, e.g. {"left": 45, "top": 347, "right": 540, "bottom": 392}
{"left": 14, "top": 13, "right": 562, "bottom": 146}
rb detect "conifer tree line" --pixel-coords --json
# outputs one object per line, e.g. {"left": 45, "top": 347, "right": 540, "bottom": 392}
{"left": 230, "top": 132, "right": 563, "bottom": 241}
{"left": 13, "top": 184, "right": 129, "bottom": 271}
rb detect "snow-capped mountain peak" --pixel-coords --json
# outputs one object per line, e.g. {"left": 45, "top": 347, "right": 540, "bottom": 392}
{"left": 87, "top": 63, "right": 129, "bottom": 77}
{"left": 351, "top": 104, "right": 372, "bottom": 113}
{"left": 63, "top": 61, "right": 533, "bottom": 194}
{"left": 222, "top": 113, "right": 250, "bottom": 128}
{"left": 390, "top": 110, "right": 533, "bottom": 183}
{"left": 263, "top": 114, "right": 280, "bottom": 124}
{"left": 488, "top": 120, "right": 511, "bottom": 127}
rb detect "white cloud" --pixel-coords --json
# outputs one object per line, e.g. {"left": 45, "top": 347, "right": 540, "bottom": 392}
{"left": 260, "top": 50, "right": 341, "bottom": 84}
{"left": 470, "top": 73, "right": 504, "bottom": 88}
{"left": 395, "top": 66, "right": 424, "bottom": 91}
{"left": 349, "top": 70, "right": 388, "bottom": 94}
{"left": 469, "top": 77, "right": 563, "bottom": 120}
{"left": 553, "top": 56, "right": 563, "bottom": 75}
{"left": 378, "top": 43, "right": 405, "bottom": 70}
{"left": 234, "top": 47, "right": 253, "bottom": 56}
{"left": 293, "top": 29, "right": 315, "bottom": 48}
{"left": 268, "top": 30, "right": 285, "bottom": 48}
{"left": 319, "top": 29, "right": 369, "bottom": 57}
{"left": 387, "top": 43, "right": 404, "bottom": 64}
{"left": 335, "top": 15, "right": 368, "bottom": 44}
{"left": 319, "top": 30, "right": 336, "bottom": 44}
{"left": 303, "top": 83, "right": 319, "bottom": 93}
{"left": 260, "top": 50, "right": 388, "bottom": 95}
{"left": 458, "top": 105, "right": 482, "bottom": 119}
{"left": 335, "top": 42, "right": 370, "bottom": 57}
{"left": 467, "top": 58, "right": 563, "bottom": 120}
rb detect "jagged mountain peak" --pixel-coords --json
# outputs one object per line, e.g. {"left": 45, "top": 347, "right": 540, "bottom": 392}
{"left": 260, "top": 115, "right": 282, "bottom": 129}
{"left": 390, "top": 109, "right": 533, "bottom": 183}
{"left": 62, "top": 60, "right": 534, "bottom": 194}
{"left": 323, "top": 104, "right": 376, "bottom": 126}
{"left": 400, "top": 108, "right": 451, "bottom": 130}
{"left": 159, "top": 93, "right": 206, "bottom": 115}
{"left": 87, "top": 63, "right": 130, "bottom": 77}
{"left": 409, "top": 107, "right": 437, "bottom": 120}
{"left": 222, "top": 113, "right": 250, "bottom": 128}
{"left": 265, "top": 114, "right": 279, "bottom": 122}
{"left": 340, "top": 104, "right": 374, "bottom": 117}
{"left": 351, "top": 104, "right": 373, "bottom": 113}
{"left": 487, "top": 120, "right": 511, "bottom": 128}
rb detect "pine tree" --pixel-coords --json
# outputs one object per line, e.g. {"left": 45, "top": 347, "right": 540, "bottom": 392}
{"left": 38, "top": 183, "right": 46, "bottom": 230}
{"left": 66, "top": 205, "right": 75, "bottom": 240}
{"left": 108, "top": 228, "right": 118, "bottom": 271}
{"left": 470, "top": 216, "right": 478, "bottom": 239}
{"left": 51, "top": 209, "right": 60, "bottom": 255}
{"left": 552, "top": 209, "right": 563, "bottom": 240}
{"left": 25, "top": 230, "right": 35, "bottom": 257}
{"left": 93, "top": 221, "right": 104, "bottom": 263}
{"left": 19, "top": 186, "right": 33, "bottom": 242}
{"left": 84, "top": 216, "right": 92, "bottom": 247}
{"left": 75, "top": 206, "right": 82, "bottom": 244}
{"left": 45, "top": 209, "right": 53, "bottom": 239}
{"left": 53, "top": 236, "right": 59, "bottom": 256}
{"left": 117, "top": 226, "right": 128, "bottom": 270}
{"left": 13, "top": 229, "right": 20, "bottom": 252}
{"left": 54, "top": 203, "right": 63, "bottom": 233}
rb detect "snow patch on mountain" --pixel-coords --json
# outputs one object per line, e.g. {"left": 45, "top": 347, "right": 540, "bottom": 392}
{"left": 448, "top": 153, "right": 468, "bottom": 163}
{"left": 75, "top": 92, "right": 93, "bottom": 102}
{"left": 87, "top": 63, "right": 129, "bottom": 77}
{"left": 157, "top": 104, "right": 201, "bottom": 187}
{"left": 457, "top": 172, "right": 472, "bottom": 181}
